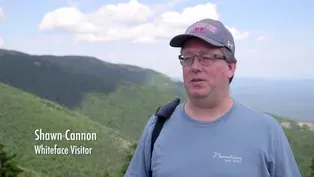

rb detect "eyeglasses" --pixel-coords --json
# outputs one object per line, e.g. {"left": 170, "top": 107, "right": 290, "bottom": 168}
{"left": 178, "top": 53, "right": 229, "bottom": 66}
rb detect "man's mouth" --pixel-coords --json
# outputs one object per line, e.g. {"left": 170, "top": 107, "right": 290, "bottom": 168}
{"left": 191, "top": 78, "right": 205, "bottom": 82}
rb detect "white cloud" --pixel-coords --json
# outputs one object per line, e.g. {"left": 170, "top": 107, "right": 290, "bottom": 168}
{"left": 0, "top": 7, "right": 5, "bottom": 20}
{"left": 39, "top": 0, "right": 250, "bottom": 43}
{"left": 228, "top": 27, "right": 250, "bottom": 40}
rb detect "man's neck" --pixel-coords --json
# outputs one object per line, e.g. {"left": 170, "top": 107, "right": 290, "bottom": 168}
{"left": 185, "top": 94, "right": 233, "bottom": 122}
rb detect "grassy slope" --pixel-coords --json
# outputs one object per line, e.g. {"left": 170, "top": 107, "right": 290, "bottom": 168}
{"left": 268, "top": 113, "right": 314, "bottom": 177}
{"left": 0, "top": 83, "right": 130, "bottom": 177}
{"left": 76, "top": 83, "right": 185, "bottom": 140}
{"left": 284, "top": 126, "right": 314, "bottom": 177}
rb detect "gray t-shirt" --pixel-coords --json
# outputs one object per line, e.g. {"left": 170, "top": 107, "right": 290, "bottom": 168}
{"left": 124, "top": 100, "right": 301, "bottom": 177}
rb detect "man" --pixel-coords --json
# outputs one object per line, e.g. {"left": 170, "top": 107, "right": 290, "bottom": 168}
{"left": 124, "top": 18, "right": 301, "bottom": 177}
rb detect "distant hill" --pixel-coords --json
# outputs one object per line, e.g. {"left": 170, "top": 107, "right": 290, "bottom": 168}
{"left": 175, "top": 76, "right": 314, "bottom": 122}
{"left": 230, "top": 77, "right": 314, "bottom": 122}
{"left": 0, "top": 83, "right": 129, "bottom": 177}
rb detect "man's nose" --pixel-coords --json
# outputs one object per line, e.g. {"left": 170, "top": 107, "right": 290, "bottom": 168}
{"left": 191, "top": 56, "right": 202, "bottom": 70}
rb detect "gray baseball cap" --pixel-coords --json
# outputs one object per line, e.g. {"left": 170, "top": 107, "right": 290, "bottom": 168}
{"left": 169, "top": 18, "right": 236, "bottom": 59}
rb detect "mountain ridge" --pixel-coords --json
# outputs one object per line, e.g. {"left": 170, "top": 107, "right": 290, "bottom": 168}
{"left": 0, "top": 47, "right": 313, "bottom": 121}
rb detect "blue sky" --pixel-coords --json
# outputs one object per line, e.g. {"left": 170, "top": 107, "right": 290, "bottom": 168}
{"left": 0, "top": 0, "right": 313, "bottom": 79}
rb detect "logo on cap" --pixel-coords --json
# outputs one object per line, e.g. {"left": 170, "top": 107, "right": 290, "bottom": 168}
{"left": 227, "top": 41, "right": 233, "bottom": 49}
{"left": 187, "top": 22, "right": 218, "bottom": 34}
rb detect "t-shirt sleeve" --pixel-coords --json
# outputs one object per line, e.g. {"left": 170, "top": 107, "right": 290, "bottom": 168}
{"left": 267, "top": 117, "right": 302, "bottom": 177}
{"left": 124, "top": 115, "right": 156, "bottom": 177}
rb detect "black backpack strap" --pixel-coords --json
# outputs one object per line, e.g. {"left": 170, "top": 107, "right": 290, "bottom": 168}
{"left": 148, "top": 98, "right": 180, "bottom": 177}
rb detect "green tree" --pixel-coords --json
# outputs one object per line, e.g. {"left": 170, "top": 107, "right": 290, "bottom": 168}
{"left": 120, "top": 142, "right": 138, "bottom": 176}
{"left": 0, "top": 144, "right": 24, "bottom": 177}
{"left": 309, "top": 157, "right": 314, "bottom": 177}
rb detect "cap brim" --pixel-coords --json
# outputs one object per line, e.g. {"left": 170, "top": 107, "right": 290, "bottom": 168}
{"left": 169, "top": 34, "right": 224, "bottom": 48}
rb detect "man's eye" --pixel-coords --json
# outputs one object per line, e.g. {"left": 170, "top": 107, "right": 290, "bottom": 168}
{"left": 202, "top": 55, "right": 214, "bottom": 60}
{"left": 184, "top": 56, "right": 192, "bottom": 60}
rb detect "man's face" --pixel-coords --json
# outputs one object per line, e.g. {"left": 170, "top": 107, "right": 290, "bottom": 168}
{"left": 181, "top": 38, "right": 236, "bottom": 99}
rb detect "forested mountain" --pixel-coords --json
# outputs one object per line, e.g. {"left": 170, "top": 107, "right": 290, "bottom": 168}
{"left": 0, "top": 48, "right": 313, "bottom": 177}
{"left": 0, "top": 49, "right": 186, "bottom": 109}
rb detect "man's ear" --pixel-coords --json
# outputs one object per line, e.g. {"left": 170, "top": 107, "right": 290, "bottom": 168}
{"left": 227, "top": 62, "right": 236, "bottom": 84}
{"left": 228, "top": 62, "right": 236, "bottom": 77}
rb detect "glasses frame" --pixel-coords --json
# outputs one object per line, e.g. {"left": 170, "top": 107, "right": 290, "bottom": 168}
{"left": 178, "top": 53, "right": 230, "bottom": 66}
